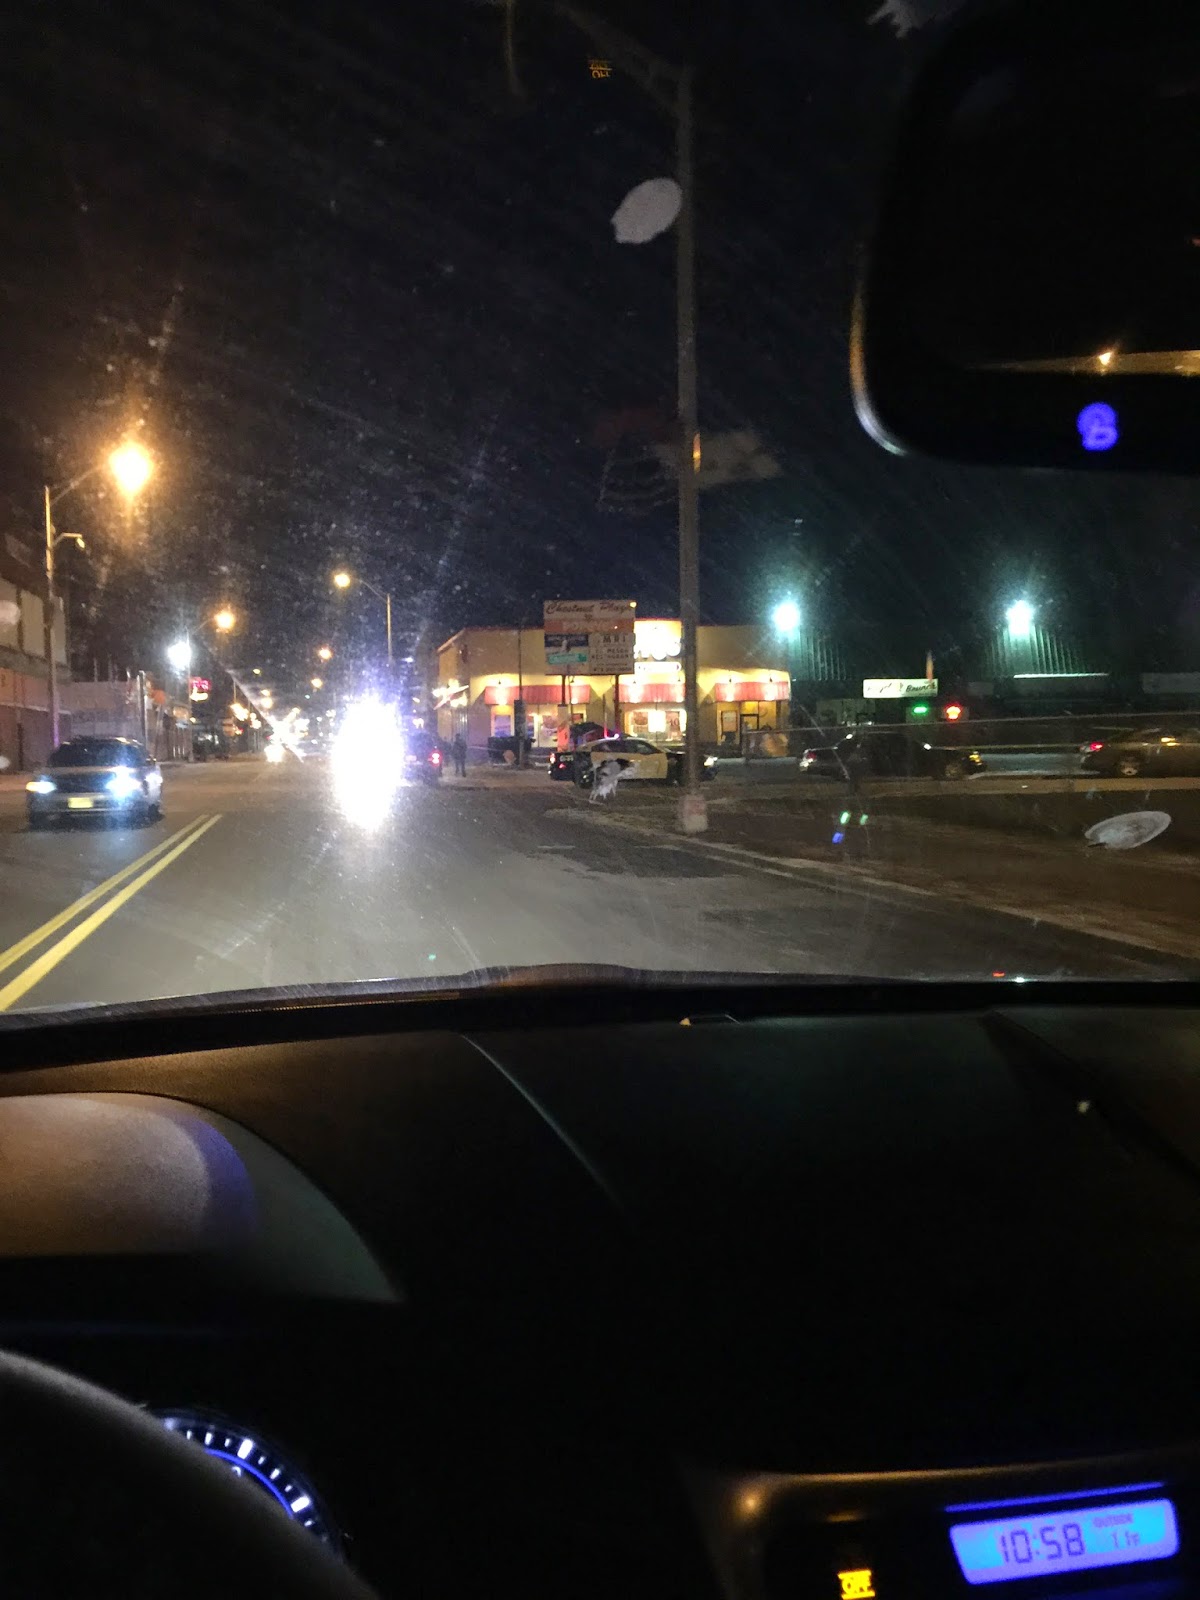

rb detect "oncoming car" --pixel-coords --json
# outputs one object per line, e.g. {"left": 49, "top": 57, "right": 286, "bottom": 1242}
{"left": 26, "top": 737, "right": 164, "bottom": 828}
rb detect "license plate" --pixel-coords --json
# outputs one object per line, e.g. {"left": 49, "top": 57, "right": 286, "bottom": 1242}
{"left": 67, "top": 797, "right": 96, "bottom": 810}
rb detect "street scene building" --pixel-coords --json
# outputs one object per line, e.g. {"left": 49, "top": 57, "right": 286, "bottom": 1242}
{"left": 433, "top": 618, "right": 793, "bottom": 752}
{"left": 0, "top": 523, "right": 67, "bottom": 771}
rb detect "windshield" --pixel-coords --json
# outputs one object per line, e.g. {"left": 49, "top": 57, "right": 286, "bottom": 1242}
{"left": 46, "top": 741, "right": 140, "bottom": 769}
{"left": 1, "top": 0, "right": 1195, "bottom": 1020}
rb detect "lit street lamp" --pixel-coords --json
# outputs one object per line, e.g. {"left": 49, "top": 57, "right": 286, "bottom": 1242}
{"left": 316, "top": 645, "right": 333, "bottom": 662}
{"left": 311, "top": 677, "right": 324, "bottom": 690}
{"left": 109, "top": 441, "right": 154, "bottom": 497}
{"left": 1006, "top": 599, "right": 1034, "bottom": 639}
{"left": 213, "top": 607, "right": 237, "bottom": 633}
{"left": 166, "top": 640, "right": 192, "bottom": 674}
{"left": 331, "top": 570, "right": 392, "bottom": 667}
{"left": 44, "top": 440, "right": 154, "bottom": 748}
{"left": 772, "top": 599, "right": 801, "bottom": 636}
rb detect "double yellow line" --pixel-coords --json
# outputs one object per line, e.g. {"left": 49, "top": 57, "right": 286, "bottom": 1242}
{"left": 0, "top": 813, "right": 222, "bottom": 1012}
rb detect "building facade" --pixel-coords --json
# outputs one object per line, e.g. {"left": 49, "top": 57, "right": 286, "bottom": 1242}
{"left": 434, "top": 619, "right": 792, "bottom": 752}
{"left": 0, "top": 528, "right": 67, "bottom": 770}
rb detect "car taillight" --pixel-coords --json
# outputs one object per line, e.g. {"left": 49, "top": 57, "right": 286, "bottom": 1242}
{"left": 802, "top": 750, "right": 818, "bottom": 761}
{"left": 430, "top": 750, "right": 441, "bottom": 765}
{"left": 1083, "top": 741, "right": 1104, "bottom": 753}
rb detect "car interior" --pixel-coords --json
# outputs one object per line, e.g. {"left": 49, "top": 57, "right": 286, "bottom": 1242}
{"left": 5, "top": 3, "right": 1200, "bottom": 1597}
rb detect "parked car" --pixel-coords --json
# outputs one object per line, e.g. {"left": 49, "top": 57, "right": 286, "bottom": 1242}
{"left": 799, "top": 729, "right": 984, "bottom": 781}
{"left": 487, "top": 734, "right": 533, "bottom": 765}
{"left": 191, "top": 728, "right": 230, "bottom": 761}
{"left": 573, "top": 737, "right": 717, "bottom": 788}
{"left": 548, "top": 750, "right": 575, "bottom": 781}
{"left": 26, "top": 737, "right": 164, "bottom": 828}
{"left": 404, "top": 730, "right": 444, "bottom": 784}
{"left": 1080, "top": 728, "right": 1200, "bottom": 778}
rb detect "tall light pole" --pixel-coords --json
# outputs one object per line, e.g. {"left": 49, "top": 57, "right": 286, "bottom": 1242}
{"left": 332, "top": 570, "right": 393, "bottom": 668}
{"left": 772, "top": 598, "right": 802, "bottom": 736}
{"left": 167, "top": 609, "right": 236, "bottom": 762}
{"left": 44, "top": 441, "right": 153, "bottom": 751}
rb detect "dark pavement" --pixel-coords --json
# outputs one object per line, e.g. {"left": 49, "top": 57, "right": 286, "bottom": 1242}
{"left": 0, "top": 756, "right": 1191, "bottom": 1016}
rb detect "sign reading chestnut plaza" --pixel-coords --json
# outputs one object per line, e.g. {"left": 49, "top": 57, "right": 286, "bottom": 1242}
{"left": 544, "top": 599, "right": 636, "bottom": 674}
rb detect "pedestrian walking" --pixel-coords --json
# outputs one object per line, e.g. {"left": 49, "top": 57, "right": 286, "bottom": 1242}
{"left": 451, "top": 732, "right": 467, "bottom": 777}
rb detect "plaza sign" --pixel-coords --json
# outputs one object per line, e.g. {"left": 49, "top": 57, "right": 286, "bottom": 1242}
{"left": 863, "top": 678, "right": 938, "bottom": 699}
{"left": 544, "top": 599, "right": 636, "bottom": 674}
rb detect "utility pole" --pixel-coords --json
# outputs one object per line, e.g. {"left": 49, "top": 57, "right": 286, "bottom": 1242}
{"left": 533, "top": 6, "right": 705, "bottom": 830}
{"left": 515, "top": 623, "right": 526, "bottom": 767}
{"left": 43, "top": 486, "right": 58, "bottom": 752}
{"left": 42, "top": 488, "right": 83, "bottom": 753}
{"left": 675, "top": 64, "right": 704, "bottom": 830}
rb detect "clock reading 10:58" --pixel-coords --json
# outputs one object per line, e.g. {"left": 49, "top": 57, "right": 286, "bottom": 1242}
{"left": 950, "top": 1497, "right": 1179, "bottom": 1585}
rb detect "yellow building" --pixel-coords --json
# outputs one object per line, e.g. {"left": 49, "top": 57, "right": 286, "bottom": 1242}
{"left": 434, "top": 619, "right": 791, "bottom": 752}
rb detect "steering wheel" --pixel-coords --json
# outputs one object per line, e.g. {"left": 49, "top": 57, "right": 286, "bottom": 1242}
{"left": 0, "top": 1351, "right": 380, "bottom": 1599}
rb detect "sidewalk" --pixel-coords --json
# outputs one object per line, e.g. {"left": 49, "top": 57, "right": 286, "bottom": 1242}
{"left": 569, "top": 786, "right": 1200, "bottom": 966}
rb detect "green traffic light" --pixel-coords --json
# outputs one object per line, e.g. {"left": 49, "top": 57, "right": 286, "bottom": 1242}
{"left": 911, "top": 703, "right": 930, "bottom": 717}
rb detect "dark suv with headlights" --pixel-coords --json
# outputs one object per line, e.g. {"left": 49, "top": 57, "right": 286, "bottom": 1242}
{"left": 26, "top": 737, "right": 164, "bottom": 828}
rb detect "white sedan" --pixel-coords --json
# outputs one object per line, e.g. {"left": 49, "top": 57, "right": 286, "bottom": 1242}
{"left": 575, "top": 737, "right": 717, "bottom": 787}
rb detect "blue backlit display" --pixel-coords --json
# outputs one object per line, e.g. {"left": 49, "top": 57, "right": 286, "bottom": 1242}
{"left": 1077, "top": 401, "right": 1120, "bottom": 452}
{"left": 950, "top": 1496, "right": 1178, "bottom": 1585}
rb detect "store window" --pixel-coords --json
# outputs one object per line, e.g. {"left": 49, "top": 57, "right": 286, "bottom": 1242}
{"left": 628, "top": 707, "right": 683, "bottom": 742}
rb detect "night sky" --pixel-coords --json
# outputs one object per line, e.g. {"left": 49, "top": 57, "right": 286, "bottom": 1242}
{"left": 3, "top": 0, "right": 1200, "bottom": 689}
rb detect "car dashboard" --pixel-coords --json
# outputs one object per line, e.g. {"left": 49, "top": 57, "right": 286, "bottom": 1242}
{"left": 3, "top": 980, "right": 1200, "bottom": 1600}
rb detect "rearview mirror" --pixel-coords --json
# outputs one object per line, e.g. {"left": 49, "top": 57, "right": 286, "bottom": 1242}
{"left": 852, "top": 0, "right": 1200, "bottom": 471}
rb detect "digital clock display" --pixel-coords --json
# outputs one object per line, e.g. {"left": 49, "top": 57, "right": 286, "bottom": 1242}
{"left": 950, "top": 1497, "right": 1179, "bottom": 1585}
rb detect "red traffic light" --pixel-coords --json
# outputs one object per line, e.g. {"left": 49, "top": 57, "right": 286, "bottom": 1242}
{"left": 943, "top": 703, "right": 965, "bottom": 721}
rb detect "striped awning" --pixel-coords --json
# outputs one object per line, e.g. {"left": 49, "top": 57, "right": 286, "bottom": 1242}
{"left": 712, "top": 680, "right": 784, "bottom": 702}
{"left": 619, "top": 681, "right": 682, "bottom": 704}
{"left": 484, "top": 683, "right": 590, "bottom": 706}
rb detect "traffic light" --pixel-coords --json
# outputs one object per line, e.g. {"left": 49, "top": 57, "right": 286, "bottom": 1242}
{"left": 943, "top": 703, "right": 965, "bottom": 721}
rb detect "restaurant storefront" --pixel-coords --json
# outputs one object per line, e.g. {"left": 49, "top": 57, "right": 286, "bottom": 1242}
{"left": 434, "top": 619, "right": 791, "bottom": 752}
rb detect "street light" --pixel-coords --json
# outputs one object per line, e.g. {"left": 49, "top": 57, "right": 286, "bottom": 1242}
{"left": 1006, "top": 599, "right": 1034, "bottom": 639}
{"left": 108, "top": 441, "right": 154, "bottom": 497}
{"left": 311, "top": 677, "right": 324, "bottom": 690}
{"left": 166, "top": 640, "right": 192, "bottom": 674}
{"left": 44, "top": 442, "right": 154, "bottom": 747}
{"left": 213, "top": 607, "right": 237, "bottom": 633}
{"left": 772, "top": 599, "right": 801, "bottom": 636}
{"left": 316, "top": 645, "right": 333, "bottom": 662}
{"left": 331, "top": 570, "right": 392, "bottom": 667}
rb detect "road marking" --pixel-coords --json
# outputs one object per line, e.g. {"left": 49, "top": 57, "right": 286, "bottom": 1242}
{"left": 0, "top": 815, "right": 215, "bottom": 980}
{"left": 0, "top": 814, "right": 222, "bottom": 1012}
